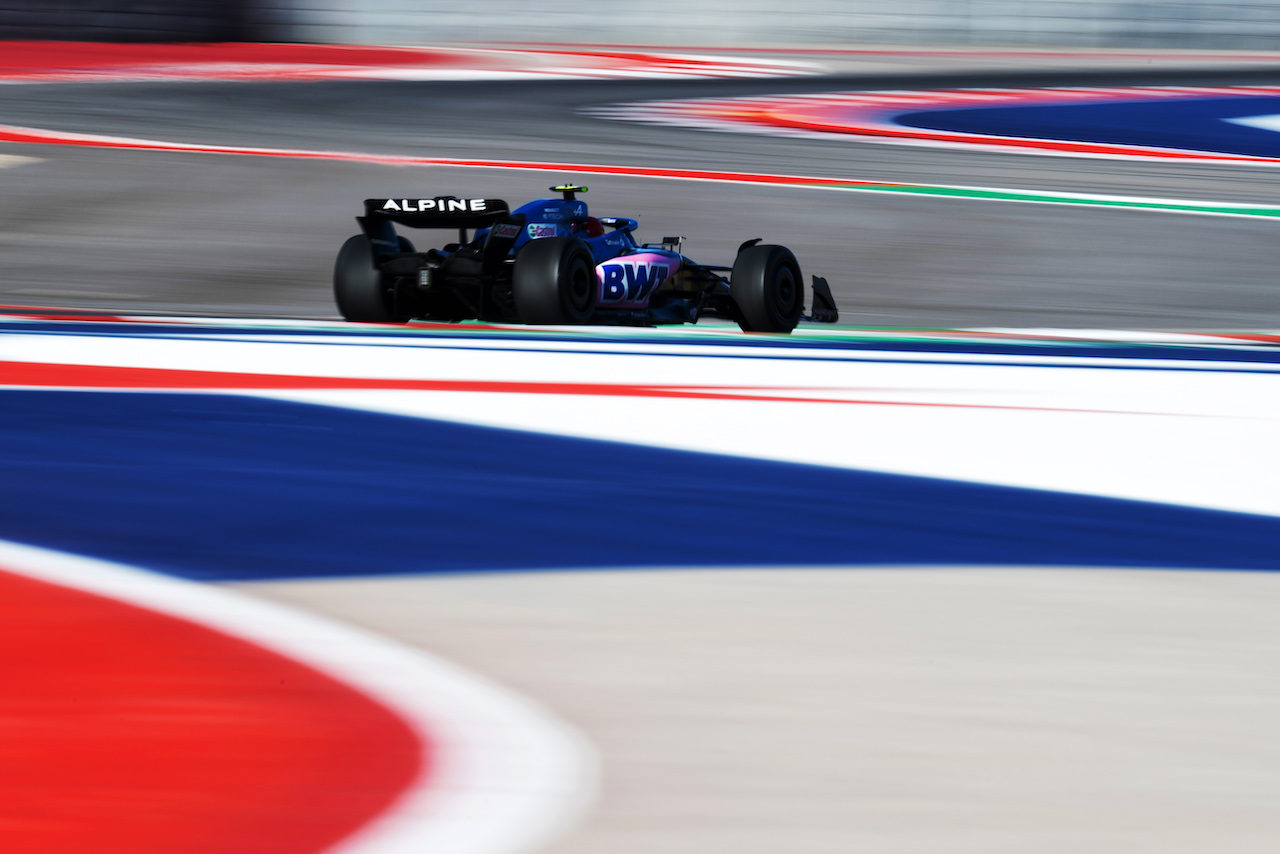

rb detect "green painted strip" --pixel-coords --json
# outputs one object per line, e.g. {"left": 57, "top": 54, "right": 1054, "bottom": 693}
{"left": 815, "top": 182, "right": 1280, "bottom": 220}
{"left": 12, "top": 120, "right": 1274, "bottom": 222}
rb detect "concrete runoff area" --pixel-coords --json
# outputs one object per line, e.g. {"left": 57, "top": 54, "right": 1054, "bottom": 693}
{"left": 231, "top": 567, "right": 1280, "bottom": 854}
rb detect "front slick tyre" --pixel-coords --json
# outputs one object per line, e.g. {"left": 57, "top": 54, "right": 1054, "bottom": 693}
{"left": 334, "top": 234, "right": 405, "bottom": 322}
{"left": 513, "top": 236, "right": 596, "bottom": 325}
{"left": 730, "top": 244, "right": 803, "bottom": 333}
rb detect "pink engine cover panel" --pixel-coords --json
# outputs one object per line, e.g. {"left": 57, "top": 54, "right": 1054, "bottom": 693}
{"left": 596, "top": 252, "right": 681, "bottom": 308}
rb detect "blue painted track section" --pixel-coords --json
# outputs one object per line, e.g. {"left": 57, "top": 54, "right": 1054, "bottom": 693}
{"left": 15, "top": 320, "right": 1280, "bottom": 366}
{"left": 897, "top": 96, "right": 1280, "bottom": 157}
{"left": 2, "top": 390, "right": 1277, "bottom": 579}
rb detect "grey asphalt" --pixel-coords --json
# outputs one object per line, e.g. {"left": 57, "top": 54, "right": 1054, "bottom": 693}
{"left": 3, "top": 67, "right": 1280, "bottom": 326}
{"left": 235, "top": 567, "right": 1280, "bottom": 854}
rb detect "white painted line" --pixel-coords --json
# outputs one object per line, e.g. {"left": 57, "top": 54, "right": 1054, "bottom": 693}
{"left": 0, "top": 154, "right": 40, "bottom": 168}
{"left": 0, "top": 539, "right": 597, "bottom": 854}
{"left": 965, "top": 328, "right": 1258, "bottom": 345}
{"left": 5, "top": 327, "right": 1279, "bottom": 373}
{"left": 269, "top": 382, "right": 1280, "bottom": 519}
{"left": 1226, "top": 114, "right": 1280, "bottom": 133}
{"left": 5, "top": 326, "right": 1280, "bottom": 514}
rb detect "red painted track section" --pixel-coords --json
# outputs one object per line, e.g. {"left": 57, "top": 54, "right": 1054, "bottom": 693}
{"left": 0, "top": 42, "right": 458, "bottom": 77}
{"left": 0, "top": 120, "right": 872, "bottom": 185}
{"left": 0, "top": 358, "right": 1144, "bottom": 414}
{"left": 0, "top": 41, "right": 808, "bottom": 82}
{"left": 0, "top": 567, "right": 423, "bottom": 854}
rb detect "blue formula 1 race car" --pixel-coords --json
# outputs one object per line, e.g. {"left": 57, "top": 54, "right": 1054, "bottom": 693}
{"left": 334, "top": 185, "right": 838, "bottom": 332}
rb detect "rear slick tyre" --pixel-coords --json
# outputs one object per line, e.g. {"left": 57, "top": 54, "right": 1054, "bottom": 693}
{"left": 334, "top": 234, "right": 402, "bottom": 323}
{"left": 730, "top": 244, "right": 803, "bottom": 333}
{"left": 512, "top": 236, "right": 597, "bottom": 325}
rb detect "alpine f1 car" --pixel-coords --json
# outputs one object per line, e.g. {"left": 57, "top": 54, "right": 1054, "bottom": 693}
{"left": 334, "top": 185, "right": 838, "bottom": 332}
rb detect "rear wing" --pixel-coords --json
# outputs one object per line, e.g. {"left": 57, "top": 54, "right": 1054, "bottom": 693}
{"left": 363, "top": 197, "right": 509, "bottom": 229}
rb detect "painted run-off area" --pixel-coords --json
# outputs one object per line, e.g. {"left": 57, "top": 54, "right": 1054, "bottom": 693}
{"left": 3, "top": 315, "right": 1279, "bottom": 854}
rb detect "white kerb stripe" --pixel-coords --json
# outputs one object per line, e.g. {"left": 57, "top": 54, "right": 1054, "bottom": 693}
{"left": 0, "top": 539, "right": 596, "bottom": 854}
{"left": 1225, "top": 114, "right": 1280, "bottom": 133}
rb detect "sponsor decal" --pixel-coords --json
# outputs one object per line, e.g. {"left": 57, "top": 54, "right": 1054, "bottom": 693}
{"left": 600, "top": 261, "right": 670, "bottom": 304}
{"left": 381, "top": 198, "right": 487, "bottom": 213}
{"left": 491, "top": 222, "right": 521, "bottom": 239}
{"left": 527, "top": 224, "right": 558, "bottom": 239}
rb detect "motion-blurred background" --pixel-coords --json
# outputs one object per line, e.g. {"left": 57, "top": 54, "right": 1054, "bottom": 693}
{"left": 8, "top": 0, "right": 1280, "bottom": 47}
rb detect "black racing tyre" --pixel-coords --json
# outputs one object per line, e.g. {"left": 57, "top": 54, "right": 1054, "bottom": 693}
{"left": 334, "top": 234, "right": 403, "bottom": 322}
{"left": 730, "top": 244, "right": 804, "bottom": 333}
{"left": 512, "top": 236, "right": 597, "bottom": 324}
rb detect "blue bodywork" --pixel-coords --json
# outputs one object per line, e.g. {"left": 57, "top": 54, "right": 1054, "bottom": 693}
{"left": 477, "top": 196, "right": 642, "bottom": 263}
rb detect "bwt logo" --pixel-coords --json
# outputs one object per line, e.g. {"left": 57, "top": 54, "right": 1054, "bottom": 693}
{"left": 600, "top": 263, "right": 670, "bottom": 303}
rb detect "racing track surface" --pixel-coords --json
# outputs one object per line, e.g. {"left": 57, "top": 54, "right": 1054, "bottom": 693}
{"left": 4, "top": 65, "right": 1280, "bottom": 327}
{"left": 4, "top": 54, "right": 1280, "bottom": 854}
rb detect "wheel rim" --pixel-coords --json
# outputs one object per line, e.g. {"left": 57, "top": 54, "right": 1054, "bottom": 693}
{"left": 773, "top": 265, "right": 799, "bottom": 316}
{"left": 566, "top": 257, "right": 593, "bottom": 314}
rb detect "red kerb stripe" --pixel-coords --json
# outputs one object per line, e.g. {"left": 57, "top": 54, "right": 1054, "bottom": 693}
{"left": 0, "top": 568, "right": 423, "bottom": 854}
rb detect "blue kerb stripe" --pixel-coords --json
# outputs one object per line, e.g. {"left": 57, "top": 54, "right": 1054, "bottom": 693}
{"left": 897, "top": 95, "right": 1280, "bottom": 159}
{"left": 9, "top": 322, "right": 1280, "bottom": 367}
{"left": 1, "top": 391, "right": 1276, "bottom": 581}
